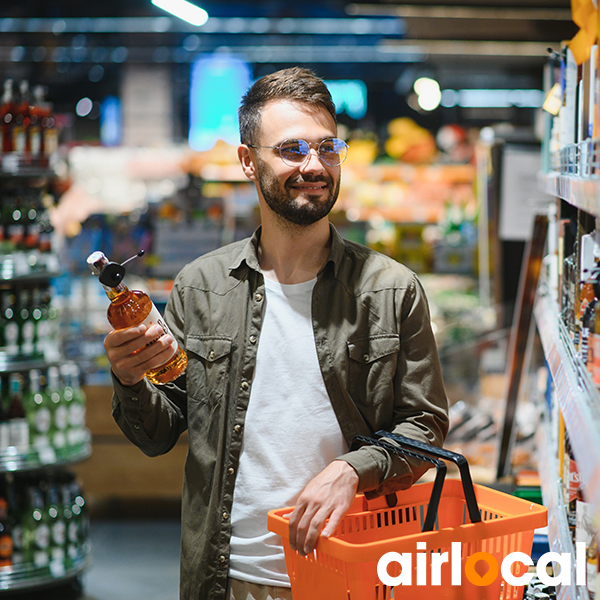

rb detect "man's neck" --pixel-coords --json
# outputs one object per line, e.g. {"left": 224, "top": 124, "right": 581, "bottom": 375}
{"left": 258, "top": 218, "right": 331, "bottom": 285}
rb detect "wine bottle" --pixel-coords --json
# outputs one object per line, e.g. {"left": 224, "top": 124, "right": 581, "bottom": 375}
{"left": 86, "top": 251, "right": 187, "bottom": 384}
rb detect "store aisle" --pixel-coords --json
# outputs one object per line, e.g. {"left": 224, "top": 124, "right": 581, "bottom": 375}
{"left": 81, "top": 519, "right": 181, "bottom": 600}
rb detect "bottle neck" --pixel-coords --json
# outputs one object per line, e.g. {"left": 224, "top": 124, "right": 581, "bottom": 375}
{"left": 102, "top": 282, "right": 128, "bottom": 301}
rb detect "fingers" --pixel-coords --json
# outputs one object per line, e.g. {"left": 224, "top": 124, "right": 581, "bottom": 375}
{"left": 288, "top": 461, "right": 359, "bottom": 557}
{"left": 289, "top": 500, "right": 334, "bottom": 557}
{"left": 104, "top": 324, "right": 176, "bottom": 386}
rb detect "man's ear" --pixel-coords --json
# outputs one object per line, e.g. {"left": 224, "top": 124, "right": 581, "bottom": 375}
{"left": 238, "top": 145, "right": 257, "bottom": 181}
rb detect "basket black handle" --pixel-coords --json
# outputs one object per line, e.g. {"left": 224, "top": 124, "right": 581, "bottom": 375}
{"left": 350, "top": 431, "right": 481, "bottom": 532}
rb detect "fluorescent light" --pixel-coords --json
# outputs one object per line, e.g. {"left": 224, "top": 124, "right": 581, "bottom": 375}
{"left": 151, "top": 0, "right": 208, "bottom": 26}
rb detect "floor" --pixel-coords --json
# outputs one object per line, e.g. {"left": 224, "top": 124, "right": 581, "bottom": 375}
{"left": 1, "top": 519, "right": 182, "bottom": 600}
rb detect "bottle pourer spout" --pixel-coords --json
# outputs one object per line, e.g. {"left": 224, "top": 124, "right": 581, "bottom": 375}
{"left": 86, "top": 250, "right": 145, "bottom": 288}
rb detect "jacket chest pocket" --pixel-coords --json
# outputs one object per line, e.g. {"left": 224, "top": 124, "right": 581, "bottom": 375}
{"left": 186, "top": 335, "right": 233, "bottom": 407}
{"left": 347, "top": 334, "right": 400, "bottom": 406}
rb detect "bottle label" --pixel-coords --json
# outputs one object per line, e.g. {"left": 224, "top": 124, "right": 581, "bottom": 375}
{"left": 51, "top": 521, "right": 66, "bottom": 546}
{"left": 9, "top": 419, "right": 29, "bottom": 450}
{"left": 4, "top": 322, "right": 18, "bottom": 354}
{"left": 34, "top": 406, "right": 51, "bottom": 434}
{"left": 141, "top": 305, "right": 178, "bottom": 355}
{"left": 54, "top": 405, "right": 69, "bottom": 430}
{"left": 0, "top": 422, "right": 10, "bottom": 450}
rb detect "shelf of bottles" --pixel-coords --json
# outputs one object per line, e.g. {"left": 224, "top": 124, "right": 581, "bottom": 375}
{"left": 0, "top": 469, "right": 90, "bottom": 592}
{"left": 0, "top": 77, "right": 91, "bottom": 592}
{"left": 0, "top": 78, "right": 57, "bottom": 178}
{"left": 540, "top": 138, "right": 600, "bottom": 217}
{"left": 534, "top": 282, "right": 600, "bottom": 525}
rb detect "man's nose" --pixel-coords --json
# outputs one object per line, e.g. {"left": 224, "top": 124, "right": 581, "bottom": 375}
{"left": 300, "top": 147, "right": 324, "bottom": 170}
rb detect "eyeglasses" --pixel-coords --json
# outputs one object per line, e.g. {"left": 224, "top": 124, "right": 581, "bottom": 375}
{"left": 247, "top": 138, "right": 349, "bottom": 167}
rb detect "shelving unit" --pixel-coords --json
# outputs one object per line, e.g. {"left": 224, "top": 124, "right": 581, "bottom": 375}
{"left": 533, "top": 136, "right": 600, "bottom": 599}
{"left": 0, "top": 161, "right": 91, "bottom": 594}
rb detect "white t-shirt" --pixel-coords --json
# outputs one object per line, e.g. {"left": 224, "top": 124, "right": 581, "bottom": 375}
{"left": 228, "top": 276, "right": 348, "bottom": 586}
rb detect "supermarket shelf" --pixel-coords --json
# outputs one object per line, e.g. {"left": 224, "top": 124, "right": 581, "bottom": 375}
{"left": 536, "top": 416, "right": 590, "bottom": 600}
{"left": 540, "top": 172, "right": 600, "bottom": 218}
{"left": 0, "top": 156, "right": 52, "bottom": 179}
{"left": 0, "top": 431, "right": 92, "bottom": 472}
{"left": 0, "top": 549, "right": 90, "bottom": 593}
{"left": 534, "top": 290, "right": 600, "bottom": 522}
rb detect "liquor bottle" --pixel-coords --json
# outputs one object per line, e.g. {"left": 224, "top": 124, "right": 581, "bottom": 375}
{"left": 24, "top": 369, "right": 50, "bottom": 450}
{"left": 6, "top": 475, "right": 23, "bottom": 565}
{"left": 7, "top": 374, "right": 29, "bottom": 452}
{"left": 28, "top": 86, "right": 45, "bottom": 159}
{"left": 47, "top": 366, "right": 67, "bottom": 453}
{"left": 0, "top": 376, "right": 10, "bottom": 452}
{"left": 0, "top": 79, "right": 15, "bottom": 154}
{"left": 87, "top": 251, "right": 187, "bottom": 384}
{"left": 62, "top": 362, "right": 86, "bottom": 447}
{"left": 1, "top": 291, "right": 19, "bottom": 357}
{"left": 18, "top": 287, "right": 35, "bottom": 357}
{"left": 12, "top": 81, "right": 30, "bottom": 157}
{"left": 6, "top": 194, "right": 25, "bottom": 252}
{"left": 67, "top": 475, "right": 88, "bottom": 559}
{"left": 30, "top": 285, "right": 44, "bottom": 357}
{"left": 0, "top": 482, "right": 13, "bottom": 568}
{"left": 60, "top": 479, "right": 77, "bottom": 565}
{"left": 22, "top": 483, "right": 50, "bottom": 567}
{"left": 45, "top": 482, "right": 66, "bottom": 575}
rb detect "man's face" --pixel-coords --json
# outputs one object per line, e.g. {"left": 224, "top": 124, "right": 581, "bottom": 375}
{"left": 249, "top": 100, "right": 341, "bottom": 227}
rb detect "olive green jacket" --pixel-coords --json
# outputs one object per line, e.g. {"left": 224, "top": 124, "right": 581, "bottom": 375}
{"left": 111, "top": 224, "right": 448, "bottom": 600}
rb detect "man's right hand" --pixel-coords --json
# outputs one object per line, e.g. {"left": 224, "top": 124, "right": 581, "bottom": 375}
{"left": 104, "top": 324, "right": 177, "bottom": 386}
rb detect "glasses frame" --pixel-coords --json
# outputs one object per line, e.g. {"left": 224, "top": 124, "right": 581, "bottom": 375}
{"left": 247, "top": 138, "right": 349, "bottom": 167}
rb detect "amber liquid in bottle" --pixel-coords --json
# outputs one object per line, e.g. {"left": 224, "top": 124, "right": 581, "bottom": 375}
{"left": 87, "top": 252, "right": 187, "bottom": 385}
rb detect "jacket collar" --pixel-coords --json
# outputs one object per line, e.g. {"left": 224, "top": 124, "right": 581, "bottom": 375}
{"left": 229, "top": 222, "right": 346, "bottom": 279}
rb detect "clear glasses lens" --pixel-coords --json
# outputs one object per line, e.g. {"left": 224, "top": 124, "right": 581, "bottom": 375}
{"left": 278, "top": 139, "right": 348, "bottom": 167}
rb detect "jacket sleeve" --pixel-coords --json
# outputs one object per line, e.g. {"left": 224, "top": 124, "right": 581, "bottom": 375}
{"left": 338, "top": 273, "right": 449, "bottom": 496}
{"left": 111, "top": 274, "right": 189, "bottom": 457}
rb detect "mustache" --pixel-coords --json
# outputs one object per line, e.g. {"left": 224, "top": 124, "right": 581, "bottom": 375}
{"left": 287, "top": 174, "right": 331, "bottom": 185}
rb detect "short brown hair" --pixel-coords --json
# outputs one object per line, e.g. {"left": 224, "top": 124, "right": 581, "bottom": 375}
{"left": 238, "top": 67, "right": 337, "bottom": 145}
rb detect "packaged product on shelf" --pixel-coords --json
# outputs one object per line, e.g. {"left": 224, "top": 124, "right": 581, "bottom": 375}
{"left": 0, "top": 80, "right": 15, "bottom": 155}
{"left": 45, "top": 482, "right": 66, "bottom": 577}
{"left": 0, "top": 488, "right": 12, "bottom": 568}
{"left": 24, "top": 369, "right": 51, "bottom": 451}
{"left": 7, "top": 374, "right": 28, "bottom": 452}
{"left": 22, "top": 483, "right": 50, "bottom": 568}
{"left": 576, "top": 498, "right": 598, "bottom": 598}
{"left": 61, "top": 362, "right": 86, "bottom": 447}
{"left": 563, "top": 434, "right": 581, "bottom": 540}
{"left": 47, "top": 366, "right": 68, "bottom": 453}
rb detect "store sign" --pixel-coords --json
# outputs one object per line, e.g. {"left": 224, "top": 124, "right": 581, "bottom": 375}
{"left": 378, "top": 542, "right": 587, "bottom": 587}
{"left": 188, "top": 54, "right": 251, "bottom": 151}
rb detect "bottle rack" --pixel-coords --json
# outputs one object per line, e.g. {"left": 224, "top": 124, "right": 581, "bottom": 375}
{"left": 533, "top": 172, "right": 599, "bottom": 598}
{"left": 0, "top": 160, "right": 91, "bottom": 593}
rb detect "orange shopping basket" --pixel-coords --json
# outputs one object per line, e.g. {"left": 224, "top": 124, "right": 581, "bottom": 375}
{"left": 267, "top": 431, "right": 548, "bottom": 600}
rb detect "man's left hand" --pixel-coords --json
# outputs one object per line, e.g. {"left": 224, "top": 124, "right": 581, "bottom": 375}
{"left": 287, "top": 461, "right": 359, "bottom": 556}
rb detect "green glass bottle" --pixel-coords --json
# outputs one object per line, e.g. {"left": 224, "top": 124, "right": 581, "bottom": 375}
{"left": 22, "top": 483, "right": 50, "bottom": 568}
{"left": 7, "top": 373, "right": 29, "bottom": 453}
{"left": 24, "top": 369, "right": 50, "bottom": 451}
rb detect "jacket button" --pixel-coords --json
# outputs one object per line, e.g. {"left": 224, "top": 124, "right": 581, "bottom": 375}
{"left": 208, "top": 350, "right": 215, "bottom": 360}
{"left": 241, "top": 381, "right": 249, "bottom": 391}
{"left": 249, "top": 335, "right": 257, "bottom": 344}
{"left": 228, "top": 467, "right": 235, "bottom": 475}
{"left": 234, "top": 425, "right": 242, "bottom": 433}
{"left": 223, "top": 512, "right": 229, "bottom": 520}
{"left": 255, "top": 293, "right": 263, "bottom": 302}
{"left": 363, "top": 354, "right": 370, "bottom": 362}
{"left": 219, "top": 555, "right": 227, "bottom": 563}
